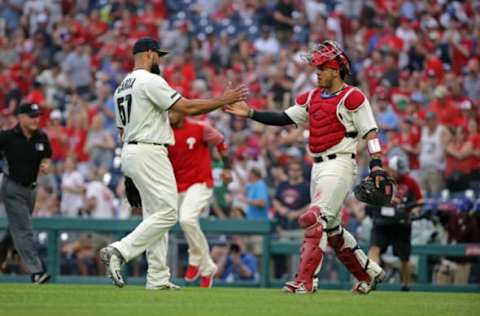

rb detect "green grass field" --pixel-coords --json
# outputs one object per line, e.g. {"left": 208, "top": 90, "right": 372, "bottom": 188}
{"left": 0, "top": 284, "right": 479, "bottom": 316}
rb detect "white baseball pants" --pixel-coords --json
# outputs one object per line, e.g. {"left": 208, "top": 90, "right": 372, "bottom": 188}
{"left": 310, "top": 154, "right": 356, "bottom": 229}
{"left": 178, "top": 183, "right": 216, "bottom": 276}
{"left": 111, "top": 143, "right": 178, "bottom": 288}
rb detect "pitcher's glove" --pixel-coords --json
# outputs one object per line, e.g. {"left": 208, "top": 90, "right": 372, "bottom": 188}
{"left": 354, "top": 169, "right": 395, "bottom": 206}
{"left": 124, "top": 176, "right": 142, "bottom": 208}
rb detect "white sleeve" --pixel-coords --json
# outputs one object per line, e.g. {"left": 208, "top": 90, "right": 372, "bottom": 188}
{"left": 142, "top": 75, "right": 182, "bottom": 111}
{"left": 284, "top": 105, "right": 308, "bottom": 126}
{"left": 351, "top": 98, "right": 378, "bottom": 138}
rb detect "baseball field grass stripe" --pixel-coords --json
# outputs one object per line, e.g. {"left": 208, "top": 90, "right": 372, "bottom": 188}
{"left": 0, "top": 284, "right": 479, "bottom": 316}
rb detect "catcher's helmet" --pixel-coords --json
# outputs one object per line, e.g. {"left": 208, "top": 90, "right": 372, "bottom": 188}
{"left": 303, "top": 40, "right": 352, "bottom": 77}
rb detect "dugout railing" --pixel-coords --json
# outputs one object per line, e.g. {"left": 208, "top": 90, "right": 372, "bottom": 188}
{"left": 0, "top": 217, "right": 478, "bottom": 292}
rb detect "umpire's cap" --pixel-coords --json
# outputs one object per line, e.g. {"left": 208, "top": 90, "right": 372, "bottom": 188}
{"left": 132, "top": 37, "right": 168, "bottom": 56}
{"left": 16, "top": 102, "right": 41, "bottom": 117}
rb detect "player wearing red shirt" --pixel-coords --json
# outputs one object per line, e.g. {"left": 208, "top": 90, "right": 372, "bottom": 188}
{"left": 168, "top": 110, "right": 230, "bottom": 288}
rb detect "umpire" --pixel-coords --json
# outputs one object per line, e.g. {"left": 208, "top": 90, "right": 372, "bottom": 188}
{"left": 0, "top": 102, "right": 52, "bottom": 284}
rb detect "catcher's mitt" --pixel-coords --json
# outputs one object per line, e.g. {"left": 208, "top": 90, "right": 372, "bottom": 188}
{"left": 354, "top": 169, "right": 395, "bottom": 206}
{"left": 124, "top": 176, "right": 142, "bottom": 208}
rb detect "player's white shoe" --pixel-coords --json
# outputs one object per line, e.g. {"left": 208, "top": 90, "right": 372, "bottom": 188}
{"left": 99, "top": 246, "right": 125, "bottom": 288}
{"left": 146, "top": 281, "right": 181, "bottom": 290}
{"left": 352, "top": 268, "right": 385, "bottom": 295}
{"left": 282, "top": 277, "right": 318, "bottom": 294}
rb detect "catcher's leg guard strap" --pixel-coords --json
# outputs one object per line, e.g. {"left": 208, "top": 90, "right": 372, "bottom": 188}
{"left": 298, "top": 206, "right": 322, "bottom": 229}
{"left": 295, "top": 224, "right": 326, "bottom": 291}
{"left": 327, "top": 227, "right": 371, "bottom": 282}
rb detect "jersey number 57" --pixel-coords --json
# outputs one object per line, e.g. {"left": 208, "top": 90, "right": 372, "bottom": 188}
{"left": 117, "top": 94, "right": 132, "bottom": 125}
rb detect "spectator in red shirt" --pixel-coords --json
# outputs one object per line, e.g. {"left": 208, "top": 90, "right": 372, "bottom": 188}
{"left": 65, "top": 110, "right": 89, "bottom": 172}
{"left": 445, "top": 127, "right": 473, "bottom": 193}
{"left": 424, "top": 52, "right": 444, "bottom": 82}
{"left": 390, "top": 70, "right": 412, "bottom": 114}
{"left": 466, "top": 119, "right": 480, "bottom": 191}
{"left": 44, "top": 110, "right": 68, "bottom": 163}
{"left": 430, "top": 86, "right": 461, "bottom": 129}
{"left": 361, "top": 49, "right": 386, "bottom": 96}
{"left": 391, "top": 119, "right": 421, "bottom": 171}
{"left": 449, "top": 22, "right": 474, "bottom": 75}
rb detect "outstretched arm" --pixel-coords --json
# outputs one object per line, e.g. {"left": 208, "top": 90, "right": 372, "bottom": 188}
{"left": 172, "top": 84, "right": 248, "bottom": 115}
{"left": 225, "top": 101, "right": 295, "bottom": 126}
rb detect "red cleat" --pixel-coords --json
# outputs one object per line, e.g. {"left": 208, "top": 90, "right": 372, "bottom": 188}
{"left": 199, "top": 266, "right": 217, "bottom": 288}
{"left": 184, "top": 265, "right": 200, "bottom": 282}
{"left": 199, "top": 274, "right": 214, "bottom": 288}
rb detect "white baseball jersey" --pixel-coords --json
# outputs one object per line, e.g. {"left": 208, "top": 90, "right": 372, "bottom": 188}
{"left": 114, "top": 69, "right": 182, "bottom": 145}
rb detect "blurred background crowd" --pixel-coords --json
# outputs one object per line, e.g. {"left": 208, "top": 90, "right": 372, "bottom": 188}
{"left": 0, "top": 0, "right": 479, "bottom": 285}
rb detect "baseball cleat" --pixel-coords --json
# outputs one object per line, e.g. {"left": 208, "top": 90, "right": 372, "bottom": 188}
{"left": 184, "top": 264, "right": 200, "bottom": 282}
{"left": 352, "top": 269, "right": 385, "bottom": 295}
{"left": 31, "top": 272, "right": 51, "bottom": 284}
{"left": 282, "top": 280, "right": 316, "bottom": 294}
{"left": 100, "top": 246, "right": 125, "bottom": 288}
{"left": 146, "top": 281, "right": 181, "bottom": 290}
{"left": 199, "top": 265, "right": 217, "bottom": 288}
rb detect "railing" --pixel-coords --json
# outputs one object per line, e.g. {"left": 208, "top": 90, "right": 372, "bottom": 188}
{"left": 0, "top": 217, "right": 275, "bottom": 287}
{"left": 0, "top": 217, "right": 479, "bottom": 292}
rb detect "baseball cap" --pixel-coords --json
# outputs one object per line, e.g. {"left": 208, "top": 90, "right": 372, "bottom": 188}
{"left": 388, "top": 155, "right": 409, "bottom": 175}
{"left": 16, "top": 102, "right": 41, "bottom": 117}
{"left": 132, "top": 37, "right": 168, "bottom": 56}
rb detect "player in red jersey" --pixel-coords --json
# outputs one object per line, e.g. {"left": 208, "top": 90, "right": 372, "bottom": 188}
{"left": 226, "top": 41, "right": 388, "bottom": 294}
{"left": 168, "top": 109, "right": 231, "bottom": 288}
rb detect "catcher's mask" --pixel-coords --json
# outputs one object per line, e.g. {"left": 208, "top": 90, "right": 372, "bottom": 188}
{"left": 302, "top": 40, "right": 352, "bottom": 79}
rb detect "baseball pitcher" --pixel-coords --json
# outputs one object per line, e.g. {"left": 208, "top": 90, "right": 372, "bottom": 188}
{"left": 100, "top": 37, "right": 247, "bottom": 289}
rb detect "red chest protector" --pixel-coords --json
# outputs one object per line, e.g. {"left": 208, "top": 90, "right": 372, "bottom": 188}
{"left": 297, "top": 87, "right": 354, "bottom": 154}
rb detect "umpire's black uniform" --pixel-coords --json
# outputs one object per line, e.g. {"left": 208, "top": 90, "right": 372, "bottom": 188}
{"left": 0, "top": 103, "right": 52, "bottom": 283}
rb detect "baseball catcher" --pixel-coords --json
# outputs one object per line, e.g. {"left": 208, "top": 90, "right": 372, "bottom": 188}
{"left": 226, "top": 40, "right": 392, "bottom": 294}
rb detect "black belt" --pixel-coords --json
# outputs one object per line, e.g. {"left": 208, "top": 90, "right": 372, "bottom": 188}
{"left": 128, "top": 141, "right": 168, "bottom": 147}
{"left": 346, "top": 131, "right": 358, "bottom": 138}
{"left": 313, "top": 153, "right": 356, "bottom": 163}
{"left": 6, "top": 176, "right": 37, "bottom": 189}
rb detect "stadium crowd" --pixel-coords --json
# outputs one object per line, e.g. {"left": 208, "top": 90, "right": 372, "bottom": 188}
{"left": 0, "top": 0, "right": 479, "bottom": 285}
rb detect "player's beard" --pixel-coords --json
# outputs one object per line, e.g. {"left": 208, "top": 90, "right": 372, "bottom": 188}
{"left": 150, "top": 63, "right": 161, "bottom": 75}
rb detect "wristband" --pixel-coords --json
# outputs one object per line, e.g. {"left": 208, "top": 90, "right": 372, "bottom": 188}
{"left": 248, "top": 108, "right": 254, "bottom": 118}
{"left": 367, "top": 138, "right": 381, "bottom": 155}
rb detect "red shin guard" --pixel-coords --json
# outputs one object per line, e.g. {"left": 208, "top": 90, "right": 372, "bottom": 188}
{"left": 294, "top": 225, "right": 324, "bottom": 291}
{"left": 328, "top": 233, "right": 371, "bottom": 282}
{"left": 298, "top": 206, "right": 321, "bottom": 228}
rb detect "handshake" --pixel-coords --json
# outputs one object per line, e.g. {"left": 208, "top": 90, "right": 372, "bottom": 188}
{"left": 219, "top": 82, "right": 251, "bottom": 117}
